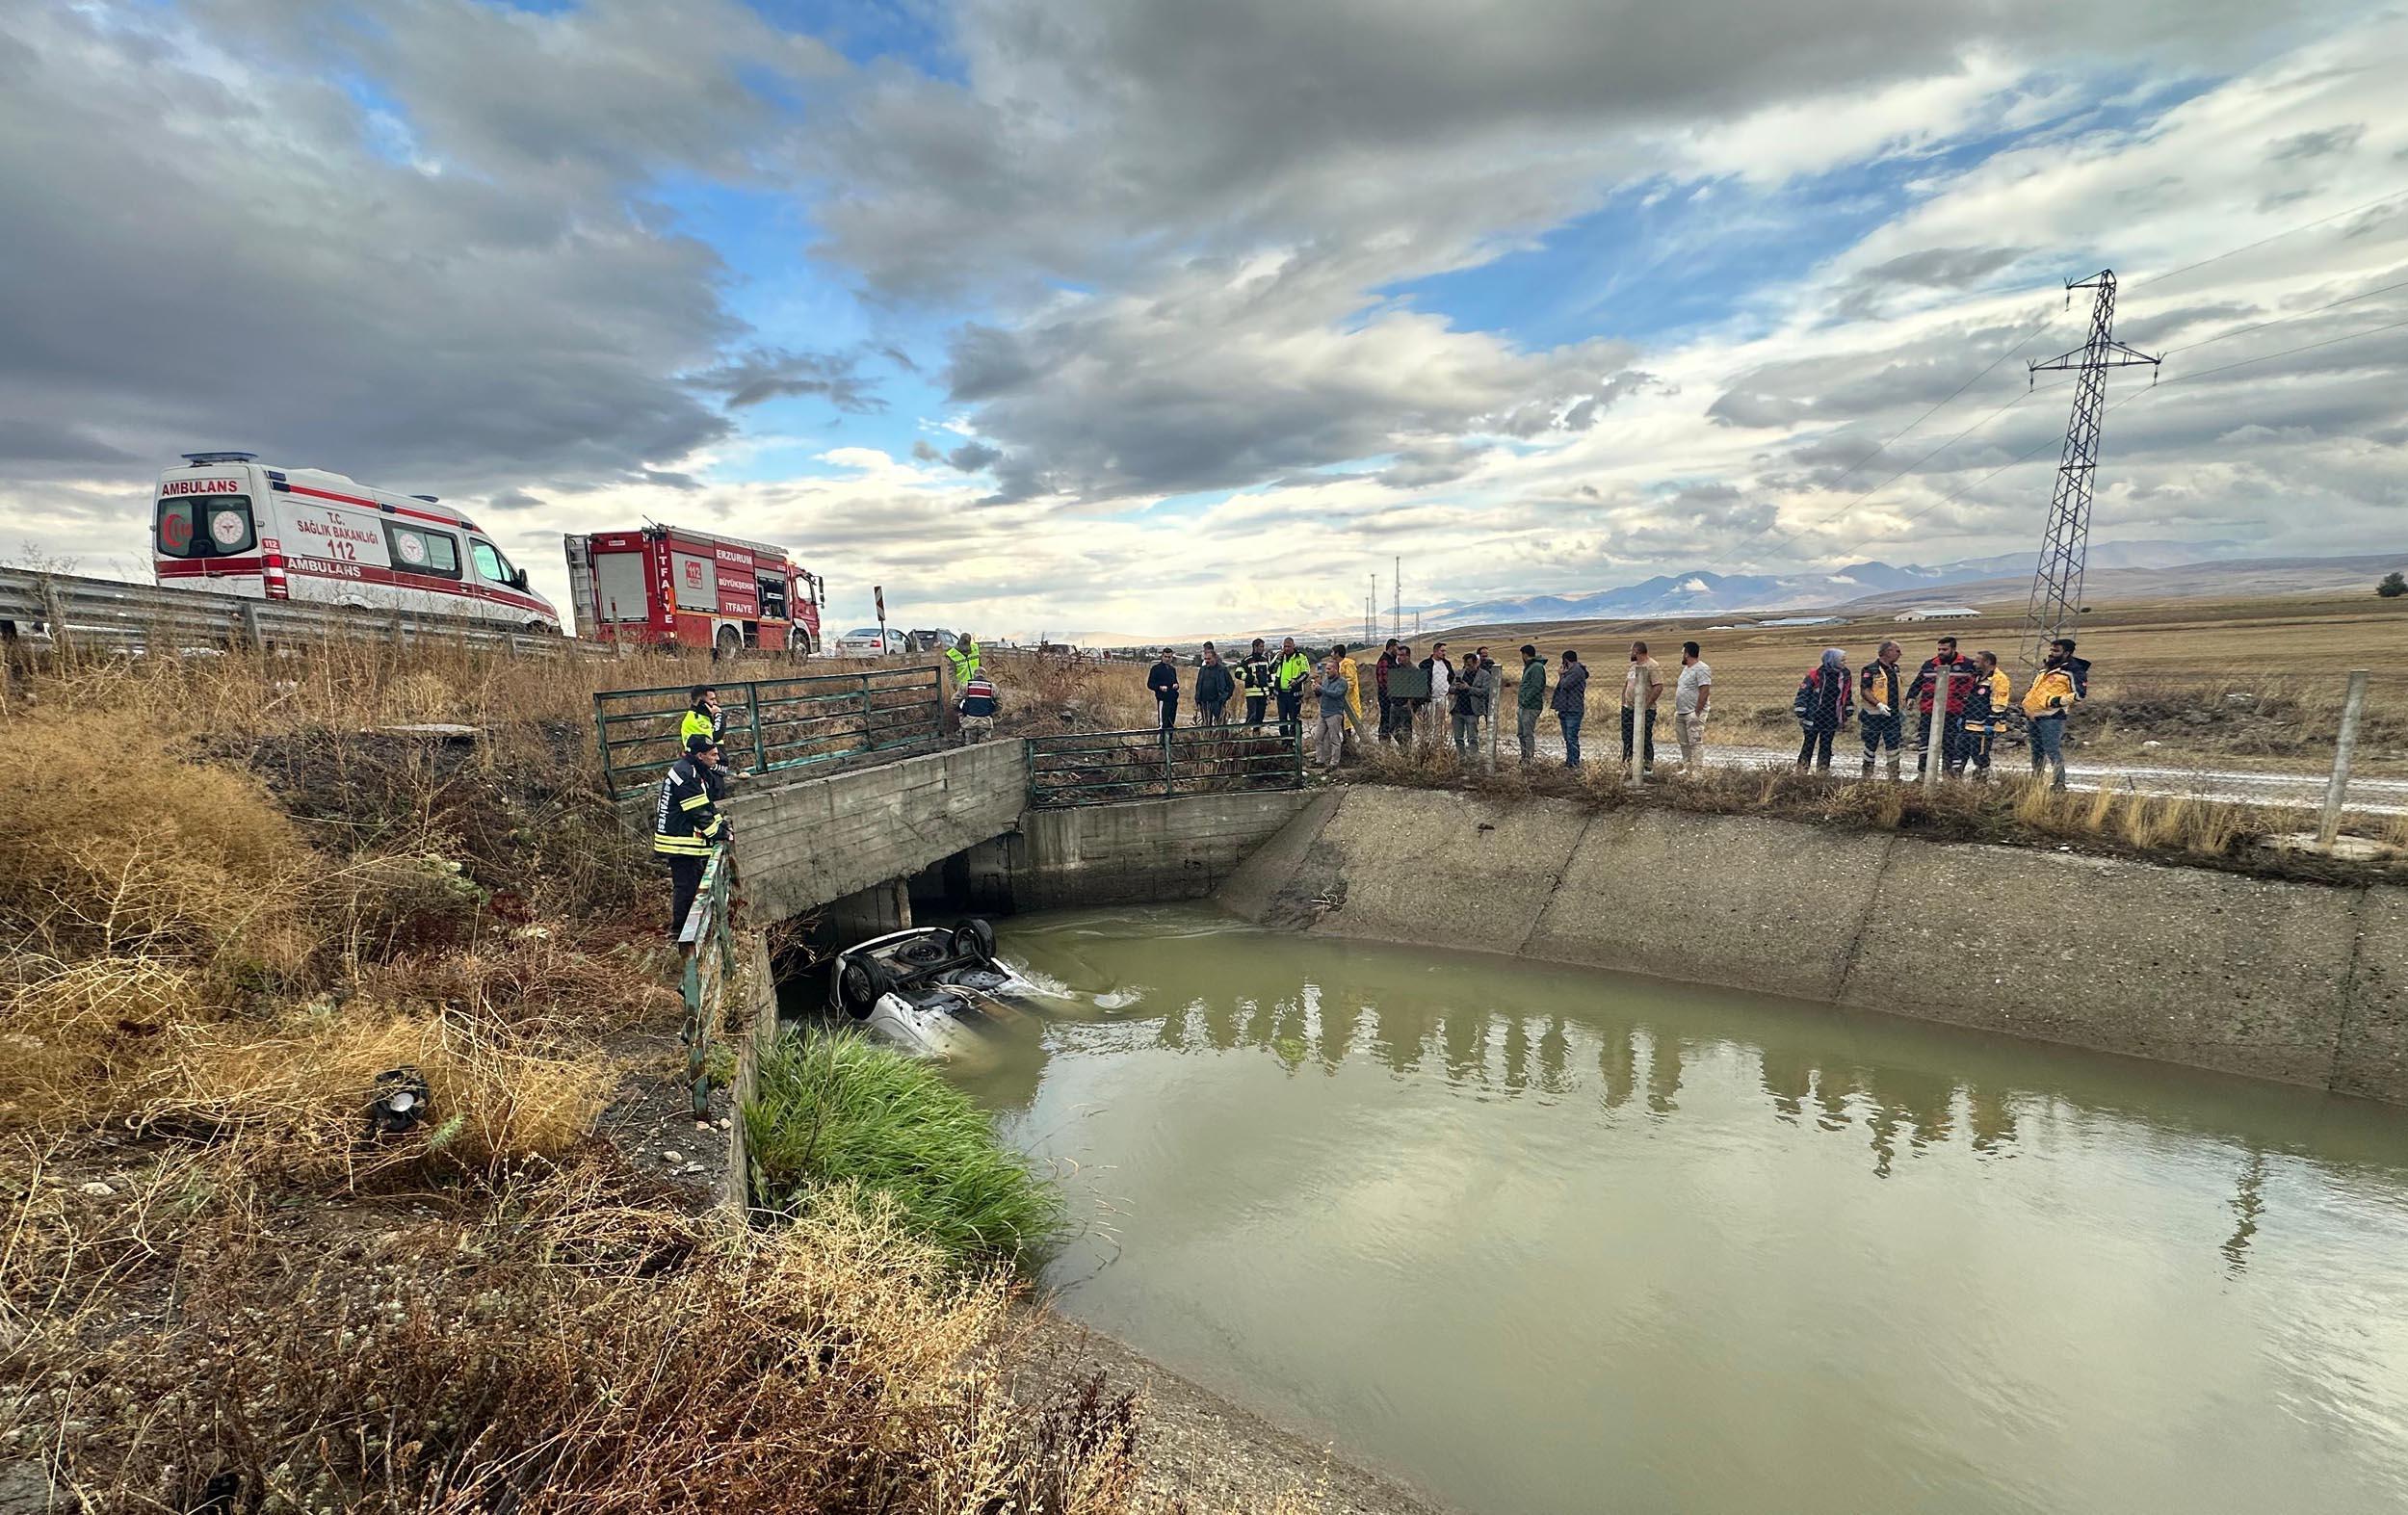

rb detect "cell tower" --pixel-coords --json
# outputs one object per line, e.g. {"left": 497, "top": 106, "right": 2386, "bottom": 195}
{"left": 2019, "top": 271, "right": 2159, "bottom": 674}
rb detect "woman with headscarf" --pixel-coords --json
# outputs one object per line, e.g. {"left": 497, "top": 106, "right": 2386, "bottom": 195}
{"left": 1792, "top": 647, "right": 1854, "bottom": 772}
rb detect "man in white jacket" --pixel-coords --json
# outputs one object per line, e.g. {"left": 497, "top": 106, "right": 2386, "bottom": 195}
{"left": 1424, "top": 642, "right": 1453, "bottom": 745}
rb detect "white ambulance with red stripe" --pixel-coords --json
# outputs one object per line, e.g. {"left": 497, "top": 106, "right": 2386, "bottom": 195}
{"left": 150, "top": 452, "right": 561, "bottom": 632}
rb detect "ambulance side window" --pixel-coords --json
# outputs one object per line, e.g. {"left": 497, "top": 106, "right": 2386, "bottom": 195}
{"left": 385, "top": 523, "right": 461, "bottom": 579}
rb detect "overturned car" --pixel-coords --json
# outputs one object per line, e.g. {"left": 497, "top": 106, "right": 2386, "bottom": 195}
{"left": 829, "top": 919, "right": 1029, "bottom": 1061}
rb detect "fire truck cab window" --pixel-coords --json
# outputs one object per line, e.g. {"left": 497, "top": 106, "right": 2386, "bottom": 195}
{"left": 155, "top": 496, "right": 255, "bottom": 559}
{"left": 758, "top": 574, "right": 788, "bottom": 619}
{"left": 384, "top": 523, "right": 461, "bottom": 579}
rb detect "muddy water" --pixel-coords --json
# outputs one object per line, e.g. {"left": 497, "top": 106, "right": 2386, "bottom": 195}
{"left": 946, "top": 904, "right": 2408, "bottom": 1515}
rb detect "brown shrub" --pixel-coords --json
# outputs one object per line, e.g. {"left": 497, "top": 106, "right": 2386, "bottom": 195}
{"left": 122, "top": 1005, "right": 615, "bottom": 1169}
{"left": 11, "top": 1169, "right": 1150, "bottom": 1515}
{"left": 0, "top": 715, "right": 318, "bottom": 973}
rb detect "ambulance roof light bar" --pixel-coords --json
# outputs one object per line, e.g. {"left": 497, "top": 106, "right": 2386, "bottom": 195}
{"left": 181, "top": 451, "right": 260, "bottom": 466}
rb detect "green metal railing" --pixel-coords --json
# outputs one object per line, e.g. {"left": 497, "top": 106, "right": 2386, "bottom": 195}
{"left": 676, "top": 846, "right": 739, "bottom": 1119}
{"left": 1026, "top": 722, "right": 1308, "bottom": 809}
{"left": 593, "top": 666, "right": 945, "bottom": 800}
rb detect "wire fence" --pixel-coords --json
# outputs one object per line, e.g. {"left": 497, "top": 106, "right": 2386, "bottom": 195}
{"left": 592, "top": 666, "right": 947, "bottom": 801}
{"left": 1026, "top": 722, "right": 1309, "bottom": 809}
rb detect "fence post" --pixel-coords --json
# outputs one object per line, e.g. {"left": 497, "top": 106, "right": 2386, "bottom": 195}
{"left": 592, "top": 693, "right": 616, "bottom": 798}
{"left": 858, "top": 673, "right": 874, "bottom": 756}
{"left": 2317, "top": 668, "right": 2370, "bottom": 848}
{"left": 681, "top": 944, "right": 706, "bottom": 1119}
{"left": 241, "top": 600, "right": 266, "bottom": 654}
{"left": 39, "top": 579, "right": 68, "bottom": 670}
{"left": 1924, "top": 666, "right": 1952, "bottom": 794}
{"left": 747, "top": 680, "right": 768, "bottom": 775}
{"left": 1163, "top": 728, "right": 1176, "bottom": 797}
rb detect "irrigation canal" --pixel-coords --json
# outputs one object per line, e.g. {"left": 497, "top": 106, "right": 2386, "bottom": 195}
{"left": 939, "top": 904, "right": 2408, "bottom": 1515}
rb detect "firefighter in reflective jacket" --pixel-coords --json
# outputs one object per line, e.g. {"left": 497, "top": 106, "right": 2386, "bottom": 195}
{"left": 944, "top": 634, "right": 982, "bottom": 689}
{"left": 655, "top": 734, "right": 727, "bottom": 938}
{"left": 1235, "top": 639, "right": 1274, "bottom": 728}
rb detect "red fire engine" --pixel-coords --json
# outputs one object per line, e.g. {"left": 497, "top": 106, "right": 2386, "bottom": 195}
{"left": 563, "top": 526, "right": 824, "bottom": 656}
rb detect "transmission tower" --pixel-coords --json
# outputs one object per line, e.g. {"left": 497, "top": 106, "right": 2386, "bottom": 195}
{"left": 2019, "top": 270, "right": 2159, "bottom": 674}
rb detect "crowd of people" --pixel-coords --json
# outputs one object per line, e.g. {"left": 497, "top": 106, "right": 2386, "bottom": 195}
{"left": 1787, "top": 634, "right": 2091, "bottom": 786}
{"left": 1132, "top": 631, "right": 2095, "bottom": 787}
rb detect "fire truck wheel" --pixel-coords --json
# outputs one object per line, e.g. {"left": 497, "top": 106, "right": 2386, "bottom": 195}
{"left": 714, "top": 625, "right": 742, "bottom": 661}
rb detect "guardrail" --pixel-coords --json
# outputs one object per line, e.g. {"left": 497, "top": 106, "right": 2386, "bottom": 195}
{"left": 1026, "top": 722, "right": 1308, "bottom": 808}
{"left": 593, "top": 666, "right": 947, "bottom": 801}
{"left": 676, "top": 846, "right": 739, "bottom": 1119}
{"left": 0, "top": 565, "right": 589, "bottom": 660}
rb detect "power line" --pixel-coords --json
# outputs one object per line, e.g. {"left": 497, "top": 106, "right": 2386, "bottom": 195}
{"left": 2150, "top": 273, "right": 2408, "bottom": 359}
{"left": 1810, "top": 311, "right": 2408, "bottom": 564}
{"left": 1808, "top": 307, "right": 2059, "bottom": 496}
{"left": 2130, "top": 187, "right": 2408, "bottom": 292}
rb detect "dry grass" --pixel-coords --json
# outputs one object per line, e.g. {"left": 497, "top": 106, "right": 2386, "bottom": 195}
{"left": 0, "top": 1146, "right": 1309, "bottom": 1515}
{"left": 0, "top": 643, "right": 1323, "bottom": 1515}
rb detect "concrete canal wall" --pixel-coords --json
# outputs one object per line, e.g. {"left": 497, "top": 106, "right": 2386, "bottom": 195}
{"left": 959, "top": 788, "right": 1322, "bottom": 912}
{"left": 1217, "top": 785, "right": 2408, "bottom": 1106}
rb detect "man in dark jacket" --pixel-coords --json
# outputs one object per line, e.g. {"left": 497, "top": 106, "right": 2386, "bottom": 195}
{"left": 1148, "top": 647, "right": 1181, "bottom": 730}
{"left": 1374, "top": 639, "right": 1402, "bottom": 742}
{"left": 1517, "top": 644, "right": 1546, "bottom": 765}
{"left": 1194, "top": 646, "right": 1236, "bottom": 725}
{"left": 1906, "top": 636, "right": 1976, "bottom": 777}
{"left": 1552, "top": 650, "right": 1590, "bottom": 768}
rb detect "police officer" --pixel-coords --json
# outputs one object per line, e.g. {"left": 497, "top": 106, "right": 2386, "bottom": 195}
{"left": 681, "top": 686, "right": 723, "bottom": 749}
{"left": 943, "top": 632, "right": 982, "bottom": 689}
{"left": 655, "top": 734, "right": 728, "bottom": 938}
{"left": 680, "top": 686, "right": 748, "bottom": 781}
{"left": 1272, "top": 637, "right": 1314, "bottom": 739}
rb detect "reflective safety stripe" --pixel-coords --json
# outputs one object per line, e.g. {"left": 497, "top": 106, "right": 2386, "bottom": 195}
{"left": 678, "top": 793, "right": 713, "bottom": 811}
{"left": 653, "top": 836, "right": 715, "bottom": 855}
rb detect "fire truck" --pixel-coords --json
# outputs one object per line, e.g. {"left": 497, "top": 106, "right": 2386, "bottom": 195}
{"left": 563, "top": 526, "right": 824, "bottom": 656}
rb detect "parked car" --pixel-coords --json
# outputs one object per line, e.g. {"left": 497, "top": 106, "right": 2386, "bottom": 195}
{"left": 833, "top": 625, "right": 906, "bottom": 655}
{"left": 830, "top": 921, "right": 1027, "bottom": 1061}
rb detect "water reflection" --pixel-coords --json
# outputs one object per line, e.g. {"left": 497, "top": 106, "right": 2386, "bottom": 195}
{"left": 1034, "top": 960, "right": 2031, "bottom": 1178}
{"left": 960, "top": 906, "right": 2408, "bottom": 1515}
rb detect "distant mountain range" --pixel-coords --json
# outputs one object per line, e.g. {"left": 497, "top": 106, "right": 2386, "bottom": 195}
{"left": 1419, "top": 539, "right": 2246, "bottom": 629}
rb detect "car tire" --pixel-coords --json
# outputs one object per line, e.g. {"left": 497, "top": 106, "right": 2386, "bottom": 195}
{"left": 951, "top": 918, "right": 997, "bottom": 965}
{"left": 838, "top": 958, "right": 891, "bottom": 1020}
{"left": 714, "top": 624, "right": 742, "bottom": 661}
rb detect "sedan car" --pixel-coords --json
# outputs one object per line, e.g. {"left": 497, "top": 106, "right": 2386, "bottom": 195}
{"left": 833, "top": 626, "right": 906, "bottom": 656}
{"left": 830, "top": 920, "right": 1027, "bottom": 1062}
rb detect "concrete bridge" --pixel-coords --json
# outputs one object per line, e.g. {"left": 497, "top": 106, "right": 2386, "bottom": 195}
{"left": 723, "top": 741, "right": 1319, "bottom": 933}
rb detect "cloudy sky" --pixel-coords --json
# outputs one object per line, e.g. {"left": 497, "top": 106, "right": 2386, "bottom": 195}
{"left": 4, "top": 0, "right": 2404, "bottom": 640}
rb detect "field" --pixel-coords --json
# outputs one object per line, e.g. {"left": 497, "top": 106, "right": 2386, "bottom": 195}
{"left": 1424, "top": 589, "right": 2408, "bottom": 774}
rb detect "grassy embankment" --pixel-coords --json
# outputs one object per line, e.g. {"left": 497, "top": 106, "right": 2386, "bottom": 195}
{"left": 0, "top": 637, "right": 1269, "bottom": 1514}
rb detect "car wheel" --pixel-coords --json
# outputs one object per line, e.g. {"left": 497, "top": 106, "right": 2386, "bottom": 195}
{"left": 714, "top": 624, "right": 742, "bottom": 661}
{"left": 951, "top": 918, "right": 997, "bottom": 964}
{"left": 838, "top": 958, "right": 891, "bottom": 1019}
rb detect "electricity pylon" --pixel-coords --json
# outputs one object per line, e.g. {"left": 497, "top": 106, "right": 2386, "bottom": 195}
{"left": 2020, "top": 271, "right": 2160, "bottom": 674}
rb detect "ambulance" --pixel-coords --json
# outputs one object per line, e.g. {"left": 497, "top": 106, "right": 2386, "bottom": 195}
{"left": 149, "top": 452, "right": 562, "bottom": 632}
